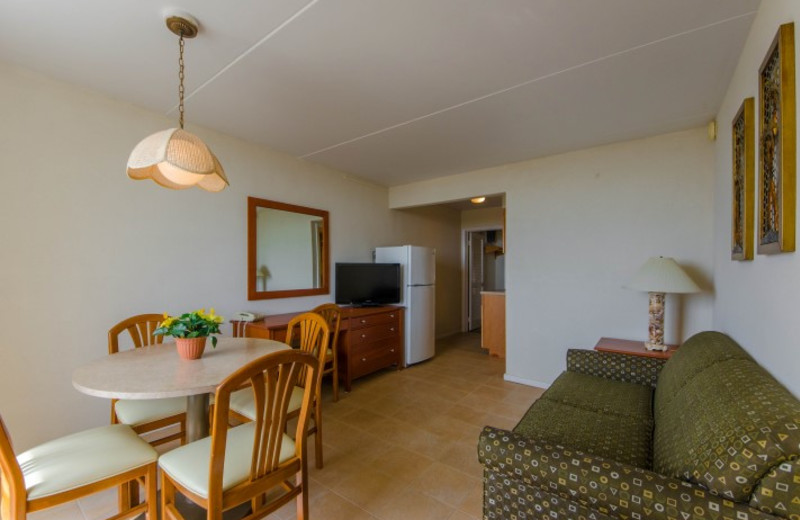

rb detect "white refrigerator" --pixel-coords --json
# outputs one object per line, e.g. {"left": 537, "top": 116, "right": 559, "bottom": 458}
{"left": 375, "top": 245, "right": 436, "bottom": 366}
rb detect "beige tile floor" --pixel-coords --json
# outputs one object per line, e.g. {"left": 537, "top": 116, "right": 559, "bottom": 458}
{"left": 28, "top": 333, "right": 544, "bottom": 520}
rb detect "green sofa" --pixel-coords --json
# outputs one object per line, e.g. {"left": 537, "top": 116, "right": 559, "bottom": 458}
{"left": 478, "top": 331, "right": 800, "bottom": 520}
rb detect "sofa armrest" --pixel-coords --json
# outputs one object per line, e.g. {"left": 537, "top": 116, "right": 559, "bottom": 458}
{"left": 478, "top": 427, "right": 774, "bottom": 520}
{"left": 566, "top": 348, "right": 665, "bottom": 388}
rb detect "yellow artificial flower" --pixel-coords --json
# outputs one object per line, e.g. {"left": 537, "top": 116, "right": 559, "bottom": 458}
{"left": 161, "top": 317, "right": 175, "bottom": 328}
{"left": 207, "top": 308, "right": 224, "bottom": 323}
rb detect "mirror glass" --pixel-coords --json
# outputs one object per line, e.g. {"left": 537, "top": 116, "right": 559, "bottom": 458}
{"left": 248, "top": 197, "right": 329, "bottom": 300}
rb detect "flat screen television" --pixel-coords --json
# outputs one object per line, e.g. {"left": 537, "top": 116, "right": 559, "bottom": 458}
{"left": 335, "top": 263, "right": 401, "bottom": 306}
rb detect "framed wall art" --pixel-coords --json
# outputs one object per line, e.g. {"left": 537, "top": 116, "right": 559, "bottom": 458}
{"left": 758, "top": 22, "right": 796, "bottom": 254}
{"left": 732, "top": 97, "right": 755, "bottom": 260}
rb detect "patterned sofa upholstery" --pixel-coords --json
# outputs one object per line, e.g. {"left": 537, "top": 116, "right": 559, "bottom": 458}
{"left": 478, "top": 331, "right": 800, "bottom": 520}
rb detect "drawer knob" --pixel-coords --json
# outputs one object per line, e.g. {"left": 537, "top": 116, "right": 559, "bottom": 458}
{"left": 390, "top": 348, "right": 395, "bottom": 353}
{"left": 361, "top": 357, "right": 367, "bottom": 362}
{"left": 389, "top": 314, "right": 394, "bottom": 318}
{"left": 361, "top": 334, "right": 367, "bottom": 338}
{"left": 360, "top": 319, "right": 367, "bottom": 324}
{"left": 389, "top": 327, "right": 395, "bottom": 331}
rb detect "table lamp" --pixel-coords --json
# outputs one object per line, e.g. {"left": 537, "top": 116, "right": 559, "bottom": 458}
{"left": 625, "top": 256, "right": 700, "bottom": 351}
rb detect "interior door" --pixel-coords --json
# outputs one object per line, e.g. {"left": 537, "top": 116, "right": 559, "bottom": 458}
{"left": 467, "top": 232, "right": 485, "bottom": 331}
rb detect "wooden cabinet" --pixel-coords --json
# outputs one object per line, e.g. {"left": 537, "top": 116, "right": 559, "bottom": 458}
{"left": 339, "top": 307, "right": 403, "bottom": 391}
{"left": 245, "top": 305, "right": 404, "bottom": 392}
{"left": 481, "top": 292, "right": 505, "bottom": 358}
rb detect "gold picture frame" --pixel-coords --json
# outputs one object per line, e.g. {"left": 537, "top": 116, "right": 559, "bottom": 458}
{"left": 732, "top": 98, "right": 755, "bottom": 260}
{"left": 758, "top": 22, "right": 796, "bottom": 254}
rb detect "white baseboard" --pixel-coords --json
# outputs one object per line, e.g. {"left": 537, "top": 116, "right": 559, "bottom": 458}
{"left": 503, "top": 373, "right": 550, "bottom": 389}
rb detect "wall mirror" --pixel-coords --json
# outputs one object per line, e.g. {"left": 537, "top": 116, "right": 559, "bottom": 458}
{"left": 247, "top": 197, "right": 329, "bottom": 300}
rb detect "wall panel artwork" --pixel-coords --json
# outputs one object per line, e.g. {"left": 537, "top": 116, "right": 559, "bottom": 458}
{"left": 758, "top": 22, "right": 796, "bottom": 254}
{"left": 732, "top": 98, "right": 755, "bottom": 261}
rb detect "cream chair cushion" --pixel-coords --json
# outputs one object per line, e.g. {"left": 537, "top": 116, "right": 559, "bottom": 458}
{"left": 229, "top": 386, "right": 303, "bottom": 421}
{"left": 114, "top": 397, "right": 186, "bottom": 426}
{"left": 158, "top": 422, "right": 295, "bottom": 499}
{"left": 18, "top": 424, "right": 157, "bottom": 500}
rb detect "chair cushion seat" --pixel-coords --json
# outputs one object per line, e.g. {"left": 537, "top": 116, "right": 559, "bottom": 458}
{"left": 230, "top": 386, "right": 303, "bottom": 421}
{"left": 158, "top": 422, "right": 295, "bottom": 499}
{"left": 19, "top": 424, "right": 157, "bottom": 500}
{"left": 114, "top": 397, "right": 186, "bottom": 426}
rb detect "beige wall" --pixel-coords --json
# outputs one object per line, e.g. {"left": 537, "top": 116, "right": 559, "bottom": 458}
{"left": 391, "top": 128, "right": 715, "bottom": 387}
{"left": 461, "top": 207, "right": 504, "bottom": 230}
{"left": 377, "top": 207, "right": 463, "bottom": 338}
{"left": 0, "top": 62, "right": 461, "bottom": 450}
{"left": 712, "top": 0, "right": 800, "bottom": 397}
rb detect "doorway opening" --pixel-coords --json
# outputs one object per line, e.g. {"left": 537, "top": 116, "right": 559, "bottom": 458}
{"left": 466, "top": 228, "right": 504, "bottom": 332}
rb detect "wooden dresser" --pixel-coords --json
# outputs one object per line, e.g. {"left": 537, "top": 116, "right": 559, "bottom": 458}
{"left": 245, "top": 305, "right": 404, "bottom": 392}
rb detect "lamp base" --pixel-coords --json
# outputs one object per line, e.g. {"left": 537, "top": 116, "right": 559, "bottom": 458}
{"left": 644, "top": 341, "right": 669, "bottom": 351}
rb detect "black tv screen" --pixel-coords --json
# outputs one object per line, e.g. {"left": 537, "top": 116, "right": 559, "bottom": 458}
{"left": 335, "top": 263, "right": 401, "bottom": 306}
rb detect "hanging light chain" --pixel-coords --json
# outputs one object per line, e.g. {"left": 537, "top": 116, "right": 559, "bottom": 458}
{"left": 178, "top": 31, "right": 185, "bottom": 130}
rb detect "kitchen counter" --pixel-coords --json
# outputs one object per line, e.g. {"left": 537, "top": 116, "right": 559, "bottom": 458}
{"left": 481, "top": 292, "right": 505, "bottom": 358}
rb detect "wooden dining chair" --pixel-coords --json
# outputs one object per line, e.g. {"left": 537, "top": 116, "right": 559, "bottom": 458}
{"left": 0, "top": 414, "right": 158, "bottom": 520}
{"left": 311, "top": 303, "right": 342, "bottom": 402}
{"left": 231, "top": 320, "right": 249, "bottom": 338}
{"left": 108, "top": 314, "right": 186, "bottom": 446}
{"left": 158, "top": 350, "right": 319, "bottom": 520}
{"left": 229, "top": 312, "right": 330, "bottom": 469}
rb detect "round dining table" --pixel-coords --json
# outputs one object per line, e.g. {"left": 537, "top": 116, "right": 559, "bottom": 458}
{"left": 72, "top": 337, "right": 289, "bottom": 442}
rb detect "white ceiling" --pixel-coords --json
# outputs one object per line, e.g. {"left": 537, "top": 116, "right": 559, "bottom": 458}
{"left": 0, "top": 0, "right": 760, "bottom": 187}
{"left": 443, "top": 195, "right": 505, "bottom": 212}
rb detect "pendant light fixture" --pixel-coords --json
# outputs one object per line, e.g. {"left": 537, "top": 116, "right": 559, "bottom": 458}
{"left": 127, "top": 13, "right": 229, "bottom": 192}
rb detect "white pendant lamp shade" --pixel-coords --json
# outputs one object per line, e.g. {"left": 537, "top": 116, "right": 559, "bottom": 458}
{"left": 127, "top": 128, "right": 228, "bottom": 192}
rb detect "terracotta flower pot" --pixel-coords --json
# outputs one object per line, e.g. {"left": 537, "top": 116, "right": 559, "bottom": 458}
{"left": 175, "top": 337, "right": 207, "bottom": 360}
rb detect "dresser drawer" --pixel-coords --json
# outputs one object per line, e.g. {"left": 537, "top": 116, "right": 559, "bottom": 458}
{"left": 351, "top": 336, "right": 400, "bottom": 357}
{"left": 351, "top": 345, "right": 400, "bottom": 379}
{"left": 350, "top": 311, "right": 400, "bottom": 329}
{"left": 351, "top": 322, "right": 399, "bottom": 345}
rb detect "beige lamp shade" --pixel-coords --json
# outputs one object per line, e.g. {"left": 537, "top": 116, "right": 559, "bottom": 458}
{"left": 127, "top": 128, "right": 229, "bottom": 192}
{"left": 626, "top": 256, "right": 700, "bottom": 294}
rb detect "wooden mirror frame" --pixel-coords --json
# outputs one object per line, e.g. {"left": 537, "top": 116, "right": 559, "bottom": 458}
{"left": 247, "top": 197, "right": 330, "bottom": 300}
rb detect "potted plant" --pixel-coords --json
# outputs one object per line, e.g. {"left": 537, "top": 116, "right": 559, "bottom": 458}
{"left": 154, "top": 308, "right": 224, "bottom": 360}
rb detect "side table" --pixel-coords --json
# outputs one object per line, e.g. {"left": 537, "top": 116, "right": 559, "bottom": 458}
{"left": 594, "top": 337, "right": 678, "bottom": 360}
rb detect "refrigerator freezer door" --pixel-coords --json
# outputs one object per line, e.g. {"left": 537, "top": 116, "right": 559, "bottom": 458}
{"left": 406, "top": 284, "right": 435, "bottom": 365}
{"left": 408, "top": 246, "right": 436, "bottom": 286}
{"left": 375, "top": 246, "right": 405, "bottom": 266}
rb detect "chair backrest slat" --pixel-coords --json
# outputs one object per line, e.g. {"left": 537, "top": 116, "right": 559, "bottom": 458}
{"left": 108, "top": 314, "right": 165, "bottom": 354}
{"left": 208, "top": 351, "right": 319, "bottom": 509}
{"left": 231, "top": 321, "right": 248, "bottom": 338}
{"left": 286, "top": 313, "right": 330, "bottom": 388}
{"left": 311, "top": 303, "right": 342, "bottom": 353}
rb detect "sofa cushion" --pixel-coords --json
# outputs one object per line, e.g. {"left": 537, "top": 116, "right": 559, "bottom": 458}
{"left": 514, "top": 398, "right": 653, "bottom": 468}
{"left": 750, "top": 458, "right": 800, "bottom": 518}
{"left": 653, "top": 358, "right": 800, "bottom": 502}
{"left": 546, "top": 371, "right": 653, "bottom": 420}
{"left": 654, "top": 331, "right": 752, "bottom": 415}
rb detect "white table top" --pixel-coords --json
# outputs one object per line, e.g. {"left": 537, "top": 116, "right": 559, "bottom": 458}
{"left": 72, "top": 337, "right": 289, "bottom": 400}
